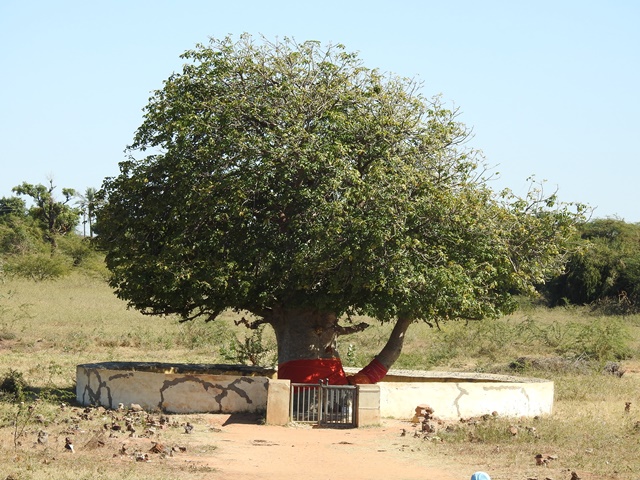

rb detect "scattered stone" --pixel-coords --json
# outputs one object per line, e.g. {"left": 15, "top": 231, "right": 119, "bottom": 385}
{"left": 625, "top": 401, "right": 631, "bottom": 413}
{"left": 602, "top": 361, "right": 625, "bottom": 377}
{"left": 535, "top": 453, "right": 557, "bottom": 466}
{"left": 411, "top": 404, "right": 434, "bottom": 423}
{"left": 421, "top": 419, "right": 436, "bottom": 434}
{"left": 526, "top": 426, "right": 540, "bottom": 438}
{"left": 84, "top": 432, "right": 106, "bottom": 449}
{"left": 509, "top": 425, "right": 519, "bottom": 436}
{"left": 570, "top": 472, "right": 581, "bottom": 480}
{"left": 149, "top": 442, "right": 171, "bottom": 455}
{"left": 64, "top": 437, "right": 74, "bottom": 453}
{"left": 130, "top": 403, "right": 144, "bottom": 412}
{"left": 37, "top": 430, "right": 48, "bottom": 445}
{"left": 184, "top": 422, "right": 194, "bottom": 434}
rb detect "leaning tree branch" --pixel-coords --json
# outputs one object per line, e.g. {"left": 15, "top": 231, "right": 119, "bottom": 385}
{"left": 332, "top": 321, "right": 370, "bottom": 336}
{"left": 235, "top": 316, "right": 271, "bottom": 330}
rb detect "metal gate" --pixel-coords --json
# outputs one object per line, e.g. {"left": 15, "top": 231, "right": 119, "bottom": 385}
{"left": 290, "top": 381, "right": 358, "bottom": 427}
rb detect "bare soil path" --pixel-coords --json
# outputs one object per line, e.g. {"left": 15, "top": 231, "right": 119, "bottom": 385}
{"left": 175, "top": 414, "right": 466, "bottom": 480}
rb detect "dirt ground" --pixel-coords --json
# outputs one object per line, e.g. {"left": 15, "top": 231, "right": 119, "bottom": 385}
{"left": 4, "top": 402, "right": 621, "bottom": 479}
{"left": 174, "top": 414, "right": 466, "bottom": 480}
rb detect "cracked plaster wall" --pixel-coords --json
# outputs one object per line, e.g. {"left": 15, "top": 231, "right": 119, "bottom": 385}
{"left": 378, "top": 379, "right": 554, "bottom": 420}
{"left": 76, "top": 365, "right": 269, "bottom": 413}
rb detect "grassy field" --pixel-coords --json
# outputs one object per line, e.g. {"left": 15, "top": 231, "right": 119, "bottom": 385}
{"left": 1, "top": 273, "right": 640, "bottom": 479}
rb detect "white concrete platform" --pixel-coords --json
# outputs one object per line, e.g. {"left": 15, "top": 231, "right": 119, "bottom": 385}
{"left": 375, "top": 370, "right": 554, "bottom": 420}
{"left": 76, "top": 362, "right": 553, "bottom": 422}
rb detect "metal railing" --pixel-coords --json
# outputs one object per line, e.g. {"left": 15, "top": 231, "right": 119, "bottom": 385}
{"left": 290, "top": 380, "right": 358, "bottom": 427}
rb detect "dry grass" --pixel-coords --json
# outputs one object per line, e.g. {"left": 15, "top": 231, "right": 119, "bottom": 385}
{"left": 1, "top": 273, "right": 640, "bottom": 479}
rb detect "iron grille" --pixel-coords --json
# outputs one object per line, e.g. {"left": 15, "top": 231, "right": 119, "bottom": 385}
{"left": 290, "top": 380, "right": 357, "bottom": 427}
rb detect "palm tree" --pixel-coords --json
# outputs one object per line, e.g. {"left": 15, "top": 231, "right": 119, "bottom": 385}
{"left": 76, "top": 187, "right": 98, "bottom": 237}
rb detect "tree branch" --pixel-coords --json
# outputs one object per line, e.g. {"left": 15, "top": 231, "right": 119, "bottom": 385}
{"left": 235, "top": 316, "right": 270, "bottom": 330}
{"left": 332, "top": 321, "right": 370, "bottom": 336}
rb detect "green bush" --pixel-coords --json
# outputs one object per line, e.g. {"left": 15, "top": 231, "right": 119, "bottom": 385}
{"left": 0, "top": 369, "right": 27, "bottom": 401}
{"left": 4, "top": 253, "right": 72, "bottom": 281}
{"left": 568, "top": 317, "right": 631, "bottom": 361}
{"left": 220, "top": 325, "right": 277, "bottom": 367}
{"left": 515, "top": 316, "right": 631, "bottom": 362}
{"left": 57, "top": 234, "right": 93, "bottom": 266}
{"left": 0, "top": 216, "right": 45, "bottom": 255}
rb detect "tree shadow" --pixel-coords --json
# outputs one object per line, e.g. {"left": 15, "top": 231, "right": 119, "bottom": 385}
{"left": 222, "top": 412, "right": 264, "bottom": 425}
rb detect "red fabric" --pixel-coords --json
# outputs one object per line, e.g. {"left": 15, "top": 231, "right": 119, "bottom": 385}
{"left": 355, "top": 358, "right": 388, "bottom": 383}
{"left": 277, "top": 358, "right": 348, "bottom": 385}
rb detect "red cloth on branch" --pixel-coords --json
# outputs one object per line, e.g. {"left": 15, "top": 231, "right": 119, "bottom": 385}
{"left": 277, "top": 358, "right": 348, "bottom": 385}
{"left": 355, "top": 357, "right": 388, "bottom": 383}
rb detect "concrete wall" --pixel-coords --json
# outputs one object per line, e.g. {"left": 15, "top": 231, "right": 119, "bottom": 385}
{"left": 265, "top": 379, "right": 291, "bottom": 425}
{"left": 378, "top": 378, "right": 554, "bottom": 420}
{"left": 76, "top": 363, "right": 553, "bottom": 425}
{"left": 76, "top": 363, "right": 271, "bottom": 414}
{"left": 357, "top": 384, "right": 381, "bottom": 426}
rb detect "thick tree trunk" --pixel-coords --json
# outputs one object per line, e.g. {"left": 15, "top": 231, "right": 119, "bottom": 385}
{"left": 269, "top": 308, "right": 412, "bottom": 385}
{"left": 269, "top": 307, "right": 349, "bottom": 384}
{"left": 269, "top": 307, "right": 340, "bottom": 363}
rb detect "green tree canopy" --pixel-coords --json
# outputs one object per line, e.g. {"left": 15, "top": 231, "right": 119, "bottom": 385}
{"left": 12, "top": 179, "right": 79, "bottom": 250}
{"left": 0, "top": 197, "right": 27, "bottom": 217}
{"left": 546, "top": 218, "right": 640, "bottom": 311}
{"left": 0, "top": 196, "right": 43, "bottom": 255}
{"left": 97, "top": 35, "right": 583, "bottom": 381}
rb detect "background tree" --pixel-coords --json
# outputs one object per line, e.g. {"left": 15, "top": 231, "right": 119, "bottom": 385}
{"left": 0, "top": 197, "right": 27, "bottom": 218}
{"left": 97, "top": 35, "right": 583, "bottom": 384}
{"left": 75, "top": 187, "right": 99, "bottom": 237}
{"left": 545, "top": 218, "right": 640, "bottom": 312}
{"left": 0, "top": 196, "right": 43, "bottom": 255}
{"left": 12, "top": 179, "right": 80, "bottom": 251}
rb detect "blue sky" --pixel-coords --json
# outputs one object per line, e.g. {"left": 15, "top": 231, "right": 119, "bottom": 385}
{"left": 1, "top": 1, "right": 638, "bottom": 221}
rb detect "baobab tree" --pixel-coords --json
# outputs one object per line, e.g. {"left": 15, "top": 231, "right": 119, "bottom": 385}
{"left": 97, "top": 35, "right": 583, "bottom": 384}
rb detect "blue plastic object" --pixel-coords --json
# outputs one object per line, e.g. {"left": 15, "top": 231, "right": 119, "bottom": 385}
{"left": 470, "top": 473, "right": 491, "bottom": 480}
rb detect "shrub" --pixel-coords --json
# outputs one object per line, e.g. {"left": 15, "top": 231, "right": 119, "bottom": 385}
{"left": 0, "top": 216, "right": 45, "bottom": 255}
{"left": 220, "top": 325, "right": 277, "bottom": 367}
{"left": 4, "top": 253, "right": 72, "bottom": 281}
{"left": 0, "top": 369, "right": 27, "bottom": 401}
{"left": 568, "top": 316, "right": 632, "bottom": 361}
{"left": 57, "top": 234, "right": 93, "bottom": 266}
